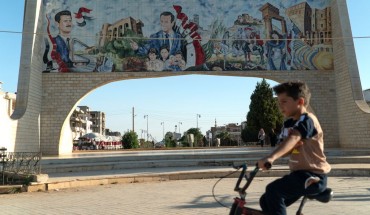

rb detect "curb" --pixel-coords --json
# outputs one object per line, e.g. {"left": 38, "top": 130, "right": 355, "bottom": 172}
{"left": 25, "top": 167, "right": 370, "bottom": 193}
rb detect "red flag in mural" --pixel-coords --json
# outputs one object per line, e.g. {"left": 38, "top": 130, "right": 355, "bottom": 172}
{"left": 74, "top": 7, "right": 93, "bottom": 27}
{"left": 173, "top": 5, "right": 205, "bottom": 67}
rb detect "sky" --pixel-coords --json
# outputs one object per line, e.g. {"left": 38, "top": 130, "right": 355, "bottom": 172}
{"left": 0, "top": 0, "right": 369, "bottom": 142}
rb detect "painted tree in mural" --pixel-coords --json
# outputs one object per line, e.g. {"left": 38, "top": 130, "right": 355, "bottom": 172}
{"left": 242, "top": 79, "right": 283, "bottom": 142}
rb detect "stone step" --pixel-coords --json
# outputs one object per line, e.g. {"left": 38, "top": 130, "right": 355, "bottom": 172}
{"left": 41, "top": 155, "right": 370, "bottom": 174}
{"left": 40, "top": 148, "right": 370, "bottom": 174}
{"left": 41, "top": 148, "right": 370, "bottom": 165}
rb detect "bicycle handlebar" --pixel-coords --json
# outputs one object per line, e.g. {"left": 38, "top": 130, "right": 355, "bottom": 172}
{"left": 263, "top": 162, "right": 272, "bottom": 170}
{"left": 233, "top": 162, "right": 272, "bottom": 197}
{"left": 233, "top": 162, "right": 272, "bottom": 170}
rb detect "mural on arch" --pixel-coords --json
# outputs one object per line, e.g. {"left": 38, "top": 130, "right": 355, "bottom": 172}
{"left": 42, "top": 0, "right": 333, "bottom": 73}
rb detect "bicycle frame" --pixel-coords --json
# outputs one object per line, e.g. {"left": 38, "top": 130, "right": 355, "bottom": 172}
{"left": 229, "top": 163, "right": 265, "bottom": 215}
{"left": 229, "top": 163, "right": 333, "bottom": 215}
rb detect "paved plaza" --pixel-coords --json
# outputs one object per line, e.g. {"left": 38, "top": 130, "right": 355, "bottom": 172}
{"left": 0, "top": 176, "right": 369, "bottom": 215}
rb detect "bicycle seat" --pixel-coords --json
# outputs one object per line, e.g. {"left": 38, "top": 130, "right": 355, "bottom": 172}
{"left": 307, "top": 188, "right": 333, "bottom": 203}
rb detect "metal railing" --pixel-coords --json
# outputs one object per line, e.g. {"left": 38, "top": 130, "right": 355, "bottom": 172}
{"left": 1, "top": 148, "right": 42, "bottom": 185}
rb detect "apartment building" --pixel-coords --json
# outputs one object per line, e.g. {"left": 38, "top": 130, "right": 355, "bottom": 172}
{"left": 210, "top": 121, "right": 242, "bottom": 146}
{"left": 364, "top": 89, "right": 370, "bottom": 106}
{"left": 90, "top": 111, "right": 106, "bottom": 135}
{"left": 0, "top": 82, "right": 17, "bottom": 150}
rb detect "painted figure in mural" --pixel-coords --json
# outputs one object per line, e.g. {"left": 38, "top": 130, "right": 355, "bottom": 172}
{"left": 213, "top": 41, "right": 229, "bottom": 70}
{"left": 250, "top": 31, "right": 265, "bottom": 65}
{"left": 266, "top": 30, "right": 287, "bottom": 70}
{"left": 146, "top": 48, "right": 164, "bottom": 71}
{"left": 44, "top": 10, "right": 74, "bottom": 72}
{"left": 168, "top": 51, "right": 186, "bottom": 71}
{"left": 130, "top": 11, "right": 183, "bottom": 58}
{"left": 232, "top": 28, "right": 245, "bottom": 57}
{"left": 159, "top": 45, "right": 172, "bottom": 71}
{"left": 243, "top": 28, "right": 265, "bottom": 66}
{"left": 54, "top": 10, "right": 74, "bottom": 68}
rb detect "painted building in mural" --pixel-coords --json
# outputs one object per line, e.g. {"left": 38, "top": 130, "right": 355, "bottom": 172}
{"left": 42, "top": 0, "right": 333, "bottom": 73}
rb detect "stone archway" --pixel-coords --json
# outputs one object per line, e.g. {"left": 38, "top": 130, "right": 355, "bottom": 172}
{"left": 11, "top": 0, "right": 370, "bottom": 155}
{"left": 41, "top": 70, "right": 338, "bottom": 155}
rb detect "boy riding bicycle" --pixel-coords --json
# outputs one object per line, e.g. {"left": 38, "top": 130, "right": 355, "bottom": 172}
{"left": 257, "top": 81, "right": 331, "bottom": 215}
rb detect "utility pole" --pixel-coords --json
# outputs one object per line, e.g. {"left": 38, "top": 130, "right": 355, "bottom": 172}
{"left": 161, "top": 122, "right": 164, "bottom": 140}
{"left": 178, "top": 122, "right": 182, "bottom": 133}
{"left": 196, "top": 114, "right": 201, "bottom": 130}
{"left": 144, "top": 115, "right": 149, "bottom": 142}
{"left": 196, "top": 114, "right": 201, "bottom": 147}
{"left": 132, "top": 107, "right": 135, "bottom": 132}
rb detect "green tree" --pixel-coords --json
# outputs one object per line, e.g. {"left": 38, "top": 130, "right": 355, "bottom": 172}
{"left": 178, "top": 133, "right": 190, "bottom": 147}
{"left": 216, "top": 131, "right": 238, "bottom": 146}
{"left": 121, "top": 131, "right": 139, "bottom": 149}
{"left": 164, "top": 132, "right": 176, "bottom": 147}
{"left": 243, "top": 79, "right": 283, "bottom": 142}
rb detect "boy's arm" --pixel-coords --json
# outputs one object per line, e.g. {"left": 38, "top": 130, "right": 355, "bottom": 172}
{"left": 258, "top": 129, "right": 302, "bottom": 169}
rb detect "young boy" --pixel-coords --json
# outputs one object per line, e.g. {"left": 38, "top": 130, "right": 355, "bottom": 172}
{"left": 257, "top": 81, "right": 331, "bottom": 215}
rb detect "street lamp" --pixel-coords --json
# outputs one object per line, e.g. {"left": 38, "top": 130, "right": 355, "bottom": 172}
{"left": 196, "top": 114, "right": 201, "bottom": 130}
{"left": 132, "top": 107, "right": 137, "bottom": 132}
{"left": 161, "top": 122, "right": 164, "bottom": 140}
{"left": 178, "top": 122, "right": 182, "bottom": 133}
{"left": 175, "top": 125, "right": 177, "bottom": 133}
{"left": 144, "top": 115, "right": 149, "bottom": 142}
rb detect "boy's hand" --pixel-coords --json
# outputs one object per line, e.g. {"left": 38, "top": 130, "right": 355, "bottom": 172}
{"left": 258, "top": 157, "right": 273, "bottom": 170}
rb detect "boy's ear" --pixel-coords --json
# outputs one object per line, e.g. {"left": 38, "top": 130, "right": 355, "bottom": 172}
{"left": 298, "top": 97, "right": 305, "bottom": 106}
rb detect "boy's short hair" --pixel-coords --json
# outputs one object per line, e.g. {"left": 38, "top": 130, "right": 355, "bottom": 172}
{"left": 273, "top": 81, "right": 311, "bottom": 107}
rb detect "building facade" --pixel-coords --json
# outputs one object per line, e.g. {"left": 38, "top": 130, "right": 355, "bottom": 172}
{"left": 98, "top": 17, "right": 144, "bottom": 48}
{"left": 364, "top": 89, "right": 370, "bottom": 106}
{"left": 90, "top": 111, "right": 106, "bottom": 135}
{"left": 0, "top": 82, "right": 17, "bottom": 150}
{"left": 210, "top": 122, "right": 242, "bottom": 146}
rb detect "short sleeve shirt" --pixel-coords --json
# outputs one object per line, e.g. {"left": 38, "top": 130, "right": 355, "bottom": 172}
{"left": 279, "top": 113, "right": 331, "bottom": 174}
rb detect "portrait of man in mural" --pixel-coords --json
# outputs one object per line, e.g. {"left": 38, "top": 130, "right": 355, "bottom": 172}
{"left": 130, "top": 11, "right": 183, "bottom": 58}
{"left": 54, "top": 10, "right": 74, "bottom": 68}
{"left": 43, "top": 10, "right": 74, "bottom": 72}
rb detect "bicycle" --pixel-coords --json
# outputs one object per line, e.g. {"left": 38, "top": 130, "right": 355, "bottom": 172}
{"left": 228, "top": 163, "right": 333, "bottom": 215}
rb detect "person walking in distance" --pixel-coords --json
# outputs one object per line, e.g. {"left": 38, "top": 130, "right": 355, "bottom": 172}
{"left": 258, "top": 128, "right": 265, "bottom": 147}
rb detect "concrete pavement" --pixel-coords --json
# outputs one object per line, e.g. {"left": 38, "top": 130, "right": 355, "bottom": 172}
{"left": 1, "top": 147, "right": 370, "bottom": 214}
{"left": 0, "top": 176, "right": 369, "bottom": 215}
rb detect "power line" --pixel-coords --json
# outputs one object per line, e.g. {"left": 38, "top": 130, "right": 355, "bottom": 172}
{"left": 1, "top": 29, "right": 370, "bottom": 42}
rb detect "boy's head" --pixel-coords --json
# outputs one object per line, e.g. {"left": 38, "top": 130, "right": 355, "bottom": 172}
{"left": 273, "top": 81, "right": 311, "bottom": 117}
